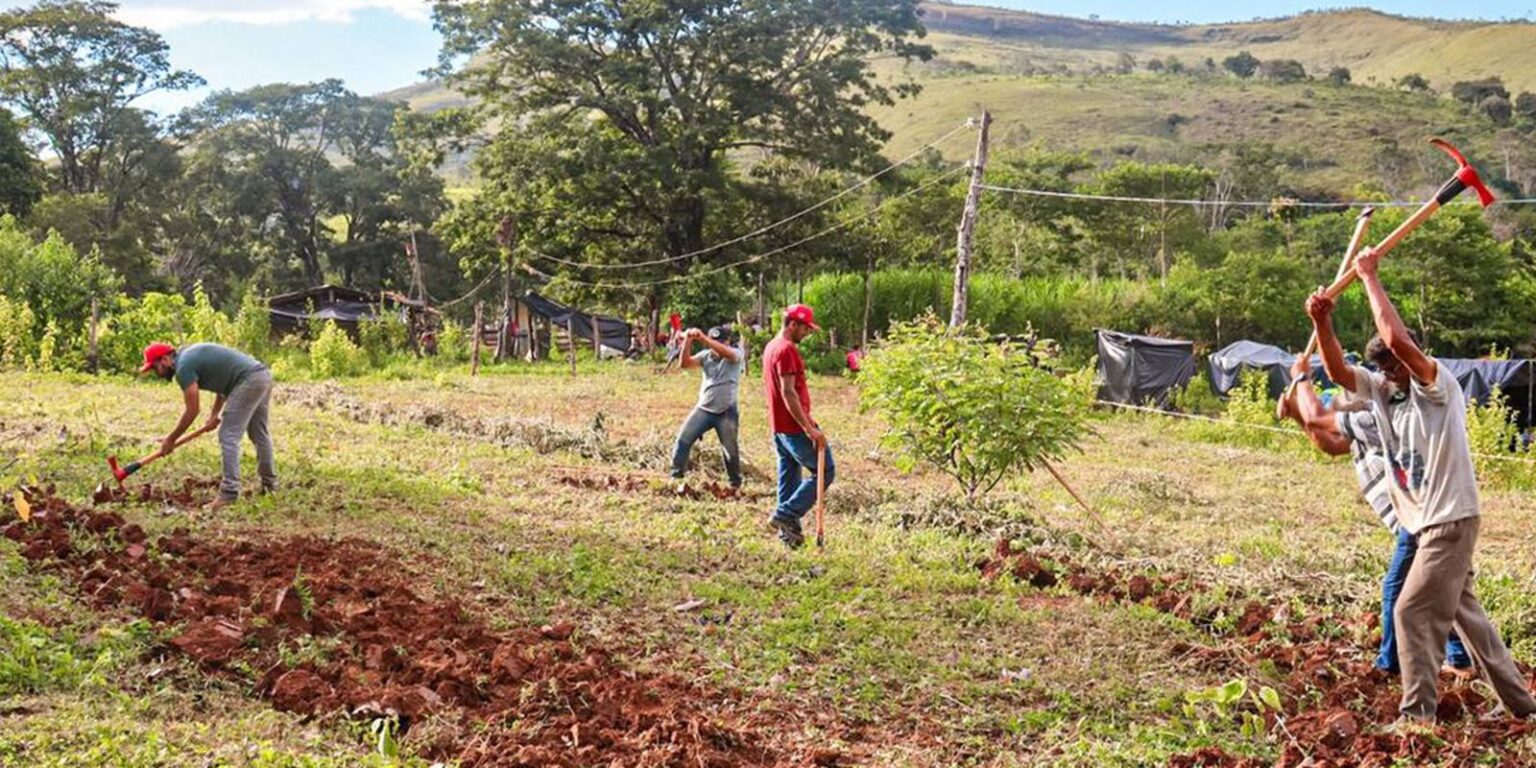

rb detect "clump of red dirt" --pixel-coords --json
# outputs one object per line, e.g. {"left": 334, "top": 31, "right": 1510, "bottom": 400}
{"left": 5, "top": 485, "right": 793, "bottom": 767}
{"left": 979, "top": 538, "right": 1536, "bottom": 767}
{"left": 90, "top": 476, "right": 223, "bottom": 506}
{"left": 557, "top": 472, "right": 770, "bottom": 503}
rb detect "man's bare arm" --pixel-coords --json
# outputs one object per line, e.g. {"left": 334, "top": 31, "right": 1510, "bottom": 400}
{"left": 696, "top": 334, "right": 739, "bottom": 363}
{"left": 1307, "top": 291, "right": 1356, "bottom": 392}
{"left": 1355, "top": 247, "right": 1436, "bottom": 385}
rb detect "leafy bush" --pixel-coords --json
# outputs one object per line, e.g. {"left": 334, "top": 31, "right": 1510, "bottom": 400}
{"left": 1170, "top": 371, "right": 1226, "bottom": 417}
{"left": 358, "top": 313, "right": 409, "bottom": 366}
{"left": 1465, "top": 388, "right": 1536, "bottom": 490}
{"left": 98, "top": 292, "right": 193, "bottom": 374}
{"left": 0, "top": 218, "right": 117, "bottom": 359}
{"left": 0, "top": 293, "right": 37, "bottom": 368}
{"left": 309, "top": 320, "right": 364, "bottom": 378}
{"left": 436, "top": 320, "right": 469, "bottom": 362}
{"left": 229, "top": 289, "right": 272, "bottom": 360}
{"left": 860, "top": 314, "right": 1094, "bottom": 500}
{"left": 187, "top": 285, "right": 232, "bottom": 346}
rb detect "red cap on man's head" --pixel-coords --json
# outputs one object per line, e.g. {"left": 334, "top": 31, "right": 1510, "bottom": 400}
{"left": 138, "top": 342, "right": 175, "bottom": 373}
{"left": 784, "top": 304, "right": 819, "bottom": 331}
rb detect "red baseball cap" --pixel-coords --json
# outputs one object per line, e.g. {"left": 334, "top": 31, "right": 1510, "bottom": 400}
{"left": 138, "top": 342, "right": 175, "bottom": 373}
{"left": 784, "top": 304, "right": 820, "bottom": 331}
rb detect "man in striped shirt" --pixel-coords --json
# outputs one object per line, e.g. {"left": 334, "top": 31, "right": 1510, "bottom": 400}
{"left": 1279, "top": 359, "right": 1471, "bottom": 677}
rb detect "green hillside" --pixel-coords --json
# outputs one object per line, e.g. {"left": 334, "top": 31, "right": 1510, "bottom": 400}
{"left": 385, "top": 2, "right": 1536, "bottom": 196}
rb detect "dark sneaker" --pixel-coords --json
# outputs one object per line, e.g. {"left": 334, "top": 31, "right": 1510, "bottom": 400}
{"left": 769, "top": 517, "right": 804, "bottom": 549}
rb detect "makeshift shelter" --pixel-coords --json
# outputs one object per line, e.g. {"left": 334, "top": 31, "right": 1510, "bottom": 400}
{"left": 1439, "top": 358, "right": 1535, "bottom": 429}
{"left": 268, "top": 285, "right": 436, "bottom": 337}
{"left": 1209, "top": 340, "right": 1298, "bottom": 399}
{"left": 1095, "top": 329, "right": 1196, "bottom": 408}
{"left": 521, "top": 292, "right": 632, "bottom": 353}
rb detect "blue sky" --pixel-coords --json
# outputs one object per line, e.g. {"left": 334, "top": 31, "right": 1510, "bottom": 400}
{"left": 116, "top": 0, "right": 1536, "bottom": 116}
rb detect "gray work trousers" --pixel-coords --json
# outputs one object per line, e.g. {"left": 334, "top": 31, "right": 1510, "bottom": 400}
{"left": 1396, "top": 515, "right": 1536, "bottom": 719}
{"left": 217, "top": 368, "right": 276, "bottom": 501}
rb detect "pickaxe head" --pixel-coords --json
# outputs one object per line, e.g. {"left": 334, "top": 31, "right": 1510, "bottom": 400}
{"left": 106, "top": 455, "right": 126, "bottom": 489}
{"left": 1430, "top": 138, "right": 1495, "bottom": 208}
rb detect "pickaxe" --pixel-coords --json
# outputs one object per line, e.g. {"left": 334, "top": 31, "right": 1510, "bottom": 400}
{"left": 1277, "top": 206, "right": 1375, "bottom": 419}
{"left": 106, "top": 423, "right": 218, "bottom": 489}
{"left": 1321, "top": 138, "right": 1495, "bottom": 300}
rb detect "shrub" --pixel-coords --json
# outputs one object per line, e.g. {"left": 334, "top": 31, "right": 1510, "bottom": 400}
{"left": 436, "top": 320, "right": 469, "bottom": 363}
{"left": 0, "top": 293, "right": 37, "bottom": 368}
{"left": 1466, "top": 388, "right": 1536, "bottom": 490}
{"left": 229, "top": 289, "right": 272, "bottom": 360}
{"left": 860, "top": 314, "right": 1094, "bottom": 500}
{"left": 98, "top": 292, "right": 193, "bottom": 374}
{"left": 309, "top": 320, "right": 364, "bottom": 378}
{"left": 358, "top": 312, "right": 409, "bottom": 366}
{"left": 188, "top": 285, "right": 232, "bottom": 346}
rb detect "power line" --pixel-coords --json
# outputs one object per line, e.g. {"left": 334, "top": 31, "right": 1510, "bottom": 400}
{"left": 1100, "top": 399, "right": 1536, "bottom": 465}
{"left": 526, "top": 164, "right": 970, "bottom": 291}
{"left": 530, "top": 122, "right": 972, "bottom": 272}
{"left": 434, "top": 269, "right": 501, "bottom": 309}
{"left": 980, "top": 184, "right": 1536, "bottom": 209}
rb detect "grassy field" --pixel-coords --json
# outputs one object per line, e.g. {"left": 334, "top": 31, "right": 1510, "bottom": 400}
{"left": 3, "top": 365, "right": 1536, "bottom": 766}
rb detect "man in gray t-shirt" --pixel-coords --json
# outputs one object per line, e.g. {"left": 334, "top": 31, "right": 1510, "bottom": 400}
{"left": 141, "top": 341, "right": 276, "bottom": 509}
{"left": 670, "top": 325, "right": 744, "bottom": 489}
{"left": 1307, "top": 244, "right": 1536, "bottom": 724}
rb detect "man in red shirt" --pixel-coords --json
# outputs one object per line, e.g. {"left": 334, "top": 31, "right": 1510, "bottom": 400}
{"left": 762, "top": 304, "right": 834, "bottom": 549}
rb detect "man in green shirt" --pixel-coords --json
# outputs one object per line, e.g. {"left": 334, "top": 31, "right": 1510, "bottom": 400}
{"left": 140, "top": 342, "right": 276, "bottom": 509}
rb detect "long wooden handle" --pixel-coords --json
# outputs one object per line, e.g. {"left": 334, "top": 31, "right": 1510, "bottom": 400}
{"left": 1300, "top": 210, "right": 1375, "bottom": 361}
{"left": 134, "top": 423, "right": 218, "bottom": 469}
{"left": 1323, "top": 200, "right": 1443, "bottom": 300}
{"left": 815, "top": 445, "right": 826, "bottom": 548}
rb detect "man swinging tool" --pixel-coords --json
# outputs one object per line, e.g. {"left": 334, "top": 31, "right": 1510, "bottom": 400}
{"left": 670, "top": 325, "right": 745, "bottom": 491}
{"left": 1306, "top": 249, "right": 1536, "bottom": 725}
{"left": 1277, "top": 353, "right": 1474, "bottom": 682}
{"left": 140, "top": 342, "right": 276, "bottom": 509}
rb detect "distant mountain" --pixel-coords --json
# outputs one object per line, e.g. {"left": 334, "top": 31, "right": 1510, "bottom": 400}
{"left": 382, "top": 3, "right": 1536, "bottom": 196}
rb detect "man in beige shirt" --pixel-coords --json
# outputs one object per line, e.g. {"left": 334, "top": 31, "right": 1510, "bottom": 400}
{"left": 1306, "top": 246, "right": 1535, "bottom": 724}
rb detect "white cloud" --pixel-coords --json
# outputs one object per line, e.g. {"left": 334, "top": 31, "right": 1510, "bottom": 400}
{"left": 113, "top": 0, "right": 433, "bottom": 30}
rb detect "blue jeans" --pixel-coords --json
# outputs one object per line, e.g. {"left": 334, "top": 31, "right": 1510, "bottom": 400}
{"left": 670, "top": 407, "right": 741, "bottom": 487}
{"left": 1378, "top": 527, "right": 1472, "bottom": 672}
{"left": 771, "top": 432, "right": 835, "bottom": 527}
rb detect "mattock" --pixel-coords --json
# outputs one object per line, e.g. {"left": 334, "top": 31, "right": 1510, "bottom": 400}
{"left": 1321, "top": 138, "right": 1495, "bottom": 300}
{"left": 1277, "top": 206, "right": 1375, "bottom": 419}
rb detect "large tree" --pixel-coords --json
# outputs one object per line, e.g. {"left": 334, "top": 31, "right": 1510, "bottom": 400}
{"left": 181, "top": 80, "right": 444, "bottom": 292}
{"left": 430, "top": 0, "right": 933, "bottom": 305}
{"left": 0, "top": 0, "right": 201, "bottom": 195}
{"left": 0, "top": 107, "right": 41, "bottom": 216}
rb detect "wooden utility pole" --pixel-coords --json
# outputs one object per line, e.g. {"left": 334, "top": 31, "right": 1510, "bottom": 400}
{"left": 495, "top": 216, "right": 517, "bottom": 362}
{"left": 950, "top": 110, "right": 992, "bottom": 329}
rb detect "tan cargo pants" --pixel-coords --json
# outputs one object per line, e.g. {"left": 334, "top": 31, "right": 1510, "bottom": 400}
{"left": 1395, "top": 515, "right": 1536, "bottom": 720}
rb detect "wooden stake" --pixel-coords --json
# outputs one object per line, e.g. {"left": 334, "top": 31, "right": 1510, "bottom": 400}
{"left": 1041, "top": 459, "right": 1116, "bottom": 544}
{"left": 87, "top": 297, "right": 99, "bottom": 374}
{"left": 815, "top": 445, "right": 827, "bottom": 549}
{"left": 471, "top": 301, "right": 483, "bottom": 376}
{"left": 567, "top": 316, "right": 577, "bottom": 377}
{"left": 950, "top": 110, "right": 991, "bottom": 329}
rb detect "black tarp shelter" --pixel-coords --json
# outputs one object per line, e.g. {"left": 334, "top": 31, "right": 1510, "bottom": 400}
{"left": 1439, "top": 358, "right": 1535, "bottom": 429}
{"left": 1095, "top": 329, "right": 1196, "bottom": 407}
{"left": 268, "top": 285, "right": 435, "bottom": 336}
{"left": 522, "top": 291, "right": 632, "bottom": 353}
{"left": 1209, "top": 340, "right": 1298, "bottom": 399}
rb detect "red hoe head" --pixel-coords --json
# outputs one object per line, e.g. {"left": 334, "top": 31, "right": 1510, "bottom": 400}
{"left": 106, "top": 455, "right": 127, "bottom": 488}
{"left": 1430, "top": 138, "right": 1496, "bottom": 208}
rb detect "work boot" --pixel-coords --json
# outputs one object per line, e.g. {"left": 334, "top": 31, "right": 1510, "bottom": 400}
{"left": 769, "top": 516, "right": 804, "bottom": 550}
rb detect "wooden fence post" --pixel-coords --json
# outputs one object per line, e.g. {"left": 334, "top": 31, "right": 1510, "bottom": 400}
{"left": 471, "top": 301, "right": 483, "bottom": 376}
{"left": 568, "top": 316, "right": 578, "bottom": 376}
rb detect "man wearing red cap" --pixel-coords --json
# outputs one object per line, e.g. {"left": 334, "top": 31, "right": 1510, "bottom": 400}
{"left": 761, "top": 304, "right": 833, "bottom": 549}
{"left": 140, "top": 342, "right": 275, "bottom": 509}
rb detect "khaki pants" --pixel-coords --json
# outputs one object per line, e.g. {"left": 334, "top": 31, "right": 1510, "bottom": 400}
{"left": 1395, "top": 515, "right": 1536, "bottom": 719}
{"left": 217, "top": 369, "right": 276, "bottom": 501}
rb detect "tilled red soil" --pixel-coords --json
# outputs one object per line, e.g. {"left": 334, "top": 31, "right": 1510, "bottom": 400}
{"left": 5, "top": 484, "right": 803, "bottom": 767}
{"left": 980, "top": 539, "right": 1536, "bottom": 767}
{"left": 556, "top": 472, "right": 772, "bottom": 503}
